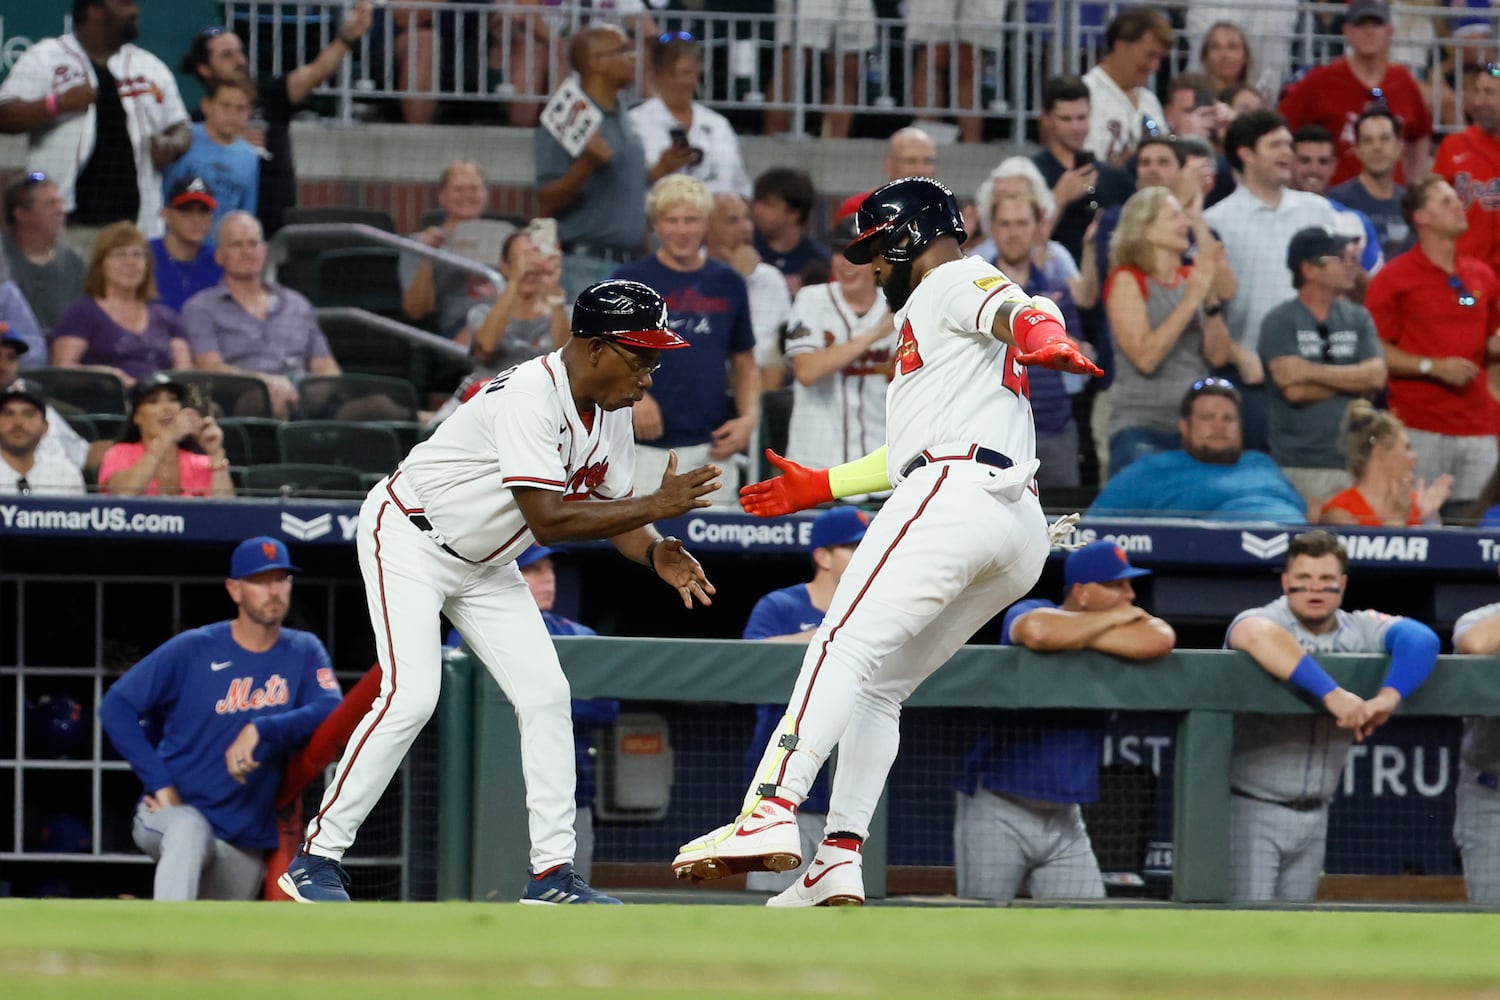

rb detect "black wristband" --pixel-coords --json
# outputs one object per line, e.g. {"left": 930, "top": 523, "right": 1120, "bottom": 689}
{"left": 1203, "top": 301, "right": 1222, "bottom": 317}
{"left": 645, "top": 539, "right": 662, "bottom": 570}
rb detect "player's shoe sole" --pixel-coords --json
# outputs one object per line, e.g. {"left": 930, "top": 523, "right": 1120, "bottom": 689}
{"left": 672, "top": 799, "right": 802, "bottom": 881}
{"left": 766, "top": 843, "right": 865, "bottom": 907}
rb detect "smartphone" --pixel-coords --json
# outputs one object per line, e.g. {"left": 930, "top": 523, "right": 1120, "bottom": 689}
{"left": 1074, "top": 150, "right": 1095, "bottom": 169}
{"left": 528, "top": 217, "right": 559, "bottom": 257}
{"left": 669, "top": 126, "right": 690, "bottom": 148}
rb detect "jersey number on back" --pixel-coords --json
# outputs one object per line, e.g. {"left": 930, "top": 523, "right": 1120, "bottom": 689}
{"left": 894, "top": 320, "right": 923, "bottom": 375}
{"left": 1001, "top": 343, "right": 1030, "bottom": 399}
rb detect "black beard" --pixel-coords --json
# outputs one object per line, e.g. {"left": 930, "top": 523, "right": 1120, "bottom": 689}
{"left": 1189, "top": 444, "right": 1242, "bottom": 465}
{"left": 121, "top": 18, "right": 140, "bottom": 43}
{"left": 880, "top": 259, "right": 915, "bottom": 311}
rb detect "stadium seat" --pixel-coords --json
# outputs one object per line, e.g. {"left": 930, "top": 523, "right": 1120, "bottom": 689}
{"left": 417, "top": 209, "right": 527, "bottom": 231}
{"left": 89, "top": 414, "right": 127, "bottom": 441}
{"left": 282, "top": 206, "right": 397, "bottom": 233}
{"left": 296, "top": 373, "right": 419, "bottom": 422}
{"left": 312, "top": 248, "right": 405, "bottom": 319}
{"left": 318, "top": 312, "right": 416, "bottom": 382}
{"left": 218, "top": 417, "right": 283, "bottom": 466}
{"left": 62, "top": 414, "right": 97, "bottom": 441}
{"left": 22, "top": 367, "right": 129, "bottom": 416}
{"left": 165, "top": 370, "right": 275, "bottom": 419}
{"left": 277, "top": 421, "right": 401, "bottom": 475}
{"left": 242, "top": 462, "right": 367, "bottom": 498}
{"left": 215, "top": 419, "right": 252, "bottom": 468}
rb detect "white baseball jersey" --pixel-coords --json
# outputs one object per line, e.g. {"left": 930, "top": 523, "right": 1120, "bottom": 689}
{"left": 885, "top": 255, "right": 1037, "bottom": 482}
{"left": 396, "top": 352, "right": 636, "bottom": 562}
{"left": 1224, "top": 597, "right": 1397, "bottom": 802}
{"left": 0, "top": 35, "right": 188, "bottom": 236}
{"left": 783, "top": 281, "right": 894, "bottom": 469}
{"left": 1453, "top": 603, "right": 1500, "bottom": 775}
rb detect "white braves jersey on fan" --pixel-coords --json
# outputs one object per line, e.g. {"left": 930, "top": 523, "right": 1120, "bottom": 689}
{"left": 783, "top": 281, "right": 895, "bottom": 469}
{"left": 1224, "top": 597, "right": 1396, "bottom": 803}
{"left": 885, "top": 256, "right": 1036, "bottom": 481}
{"left": 396, "top": 352, "right": 636, "bottom": 562}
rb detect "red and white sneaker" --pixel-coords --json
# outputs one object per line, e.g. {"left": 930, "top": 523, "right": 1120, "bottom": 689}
{"left": 767, "top": 839, "right": 865, "bottom": 907}
{"left": 672, "top": 798, "right": 802, "bottom": 881}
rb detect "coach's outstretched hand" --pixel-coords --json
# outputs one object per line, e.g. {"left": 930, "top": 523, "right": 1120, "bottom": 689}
{"left": 651, "top": 536, "right": 716, "bottom": 609}
{"left": 740, "top": 450, "right": 834, "bottom": 518}
{"left": 1016, "top": 341, "right": 1105, "bottom": 377}
{"left": 655, "top": 450, "right": 722, "bottom": 516}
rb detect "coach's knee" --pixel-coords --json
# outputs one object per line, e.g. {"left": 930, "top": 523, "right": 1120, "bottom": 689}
{"left": 157, "top": 806, "right": 215, "bottom": 865}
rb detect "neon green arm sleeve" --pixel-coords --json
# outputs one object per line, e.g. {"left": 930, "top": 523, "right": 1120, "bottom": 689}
{"left": 827, "top": 446, "right": 891, "bottom": 498}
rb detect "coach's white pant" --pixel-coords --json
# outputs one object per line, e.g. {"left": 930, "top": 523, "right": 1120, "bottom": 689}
{"left": 747, "top": 457, "right": 1049, "bottom": 838}
{"left": 304, "top": 486, "right": 576, "bottom": 870}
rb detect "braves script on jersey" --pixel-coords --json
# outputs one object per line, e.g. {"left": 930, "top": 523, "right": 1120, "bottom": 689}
{"left": 885, "top": 256, "right": 1038, "bottom": 480}
{"left": 1224, "top": 596, "right": 1397, "bottom": 803}
{"left": 394, "top": 352, "right": 637, "bottom": 561}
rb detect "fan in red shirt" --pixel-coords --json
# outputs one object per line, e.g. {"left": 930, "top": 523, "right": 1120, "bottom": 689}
{"left": 1278, "top": 0, "right": 1432, "bottom": 187}
{"left": 1434, "top": 64, "right": 1500, "bottom": 278}
{"left": 1364, "top": 176, "right": 1500, "bottom": 505}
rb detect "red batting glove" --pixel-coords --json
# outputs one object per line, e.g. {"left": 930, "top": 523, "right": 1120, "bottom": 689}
{"left": 739, "top": 449, "right": 834, "bottom": 517}
{"left": 1016, "top": 340, "right": 1105, "bottom": 377}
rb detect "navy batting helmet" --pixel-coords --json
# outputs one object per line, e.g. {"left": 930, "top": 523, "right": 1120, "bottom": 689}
{"left": 844, "top": 177, "right": 967, "bottom": 265}
{"left": 572, "top": 279, "right": 689, "bottom": 350}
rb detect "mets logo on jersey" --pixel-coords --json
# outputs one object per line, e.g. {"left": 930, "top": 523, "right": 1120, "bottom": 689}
{"left": 215, "top": 674, "right": 291, "bottom": 714}
{"left": 564, "top": 460, "right": 610, "bottom": 500}
{"left": 894, "top": 320, "right": 923, "bottom": 375}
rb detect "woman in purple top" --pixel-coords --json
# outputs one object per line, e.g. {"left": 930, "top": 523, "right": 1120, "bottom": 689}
{"left": 50, "top": 221, "right": 190, "bottom": 387}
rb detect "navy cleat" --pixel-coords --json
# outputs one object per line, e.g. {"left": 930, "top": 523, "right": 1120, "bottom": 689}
{"left": 519, "top": 864, "right": 622, "bottom": 905}
{"left": 278, "top": 853, "right": 352, "bottom": 903}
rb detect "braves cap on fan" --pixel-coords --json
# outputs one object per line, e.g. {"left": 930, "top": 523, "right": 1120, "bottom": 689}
{"left": 572, "top": 279, "right": 689, "bottom": 350}
{"left": 1064, "top": 540, "right": 1152, "bottom": 589}
{"left": 231, "top": 536, "right": 302, "bottom": 579}
{"left": 843, "top": 176, "right": 967, "bottom": 265}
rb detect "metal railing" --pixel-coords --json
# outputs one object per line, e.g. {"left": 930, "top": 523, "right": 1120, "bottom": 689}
{"left": 220, "top": 1, "right": 1500, "bottom": 136}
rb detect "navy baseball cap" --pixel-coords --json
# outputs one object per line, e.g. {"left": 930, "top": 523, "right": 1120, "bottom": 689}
{"left": 167, "top": 175, "right": 216, "bottom": 210}
{"left": 1064, "top": 541, "right": 1151, "bottom": 589}
{"left": 231, "top": 536, "right": 301, "bottom": 579}
{"left": 1, "top": 323, "right": 29, "bottom": 355}
{"left": 516, "top": 544, "right": 557, "bottom": 569}
{"left": 1286, "top": 226, "right": 1358, "bottom": 274}
{"left": 1, "top": 378, "right": 46, "bottom": 413}
{"left": 808, "top": 506, "right": 870, "bottom": 552}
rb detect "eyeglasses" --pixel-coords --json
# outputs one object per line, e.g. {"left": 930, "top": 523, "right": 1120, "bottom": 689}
{"left": 600, "top": 338, "right": 662, "bottom": 377}
{"left": 1190, "top": 376, "right": 1236, "bottom": 392}
{"left": 15, "top": 476, "right": 30, "bottom": 497}
{"left": 1315, "top": 324, "right": 1336, "bottom": 363}
{"left": 658, "top": 30, "right": 695, "bottom": 44}
{"left": 1448, "top": 274, "right": 1477, "bottom": 308}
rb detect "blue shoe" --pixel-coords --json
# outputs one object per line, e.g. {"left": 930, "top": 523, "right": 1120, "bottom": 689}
{"left": 519, "top": 864, "right": 622, "bottom": 905}
{"left": 278, "top": 853, "right": 352, "bottom": 903}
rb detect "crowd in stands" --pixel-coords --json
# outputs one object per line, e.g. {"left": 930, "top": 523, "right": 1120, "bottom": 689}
{"left": 3, "top": 0, "right": 1500, "bottom": 529}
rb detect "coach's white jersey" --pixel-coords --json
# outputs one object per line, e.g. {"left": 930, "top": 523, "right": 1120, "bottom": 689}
{"left": 783, "top": 281, "right": 895, "bottom": 469}
{"left": 395, "top": 352, "right": 636, "bottom": 562}
{"left": 885, "top": 256, "right": 1037, "bottom": 482}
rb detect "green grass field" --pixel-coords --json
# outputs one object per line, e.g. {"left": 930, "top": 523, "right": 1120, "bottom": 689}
{"left": 2, "top": 900, "right": 1498, "bottom": 999}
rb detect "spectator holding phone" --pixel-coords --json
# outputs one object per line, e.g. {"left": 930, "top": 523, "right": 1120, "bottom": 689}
{"left": 465, "top": 226, "right": 568, "bottom": 372}
{"left": 99, "top": 373, "right": 234, "bottom": 497}
{"left": 401, "top": 160, "right": 498, "bottom": 339}
{"left": 1031, "top": 76, "right": 1134, "bottom": 264}
{"left": 629, "top": 32, "right": 751, "bottom": 198}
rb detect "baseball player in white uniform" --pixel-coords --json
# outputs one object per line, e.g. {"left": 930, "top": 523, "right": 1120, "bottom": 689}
{"left": 0, "top": 1, "right": 191, "bottom": 238}
{"left": 1450, "top": 575, "right": 1500, "bottom": 904}
{"left": 669, "top": 176, "right": 1103, "bottom": 905}
{"left": 1224, "top": 529, "right": 1439, "bottom": 902}
{"left": 782, "top": 215, "right": 895, "bottom": 475}
{"left": 279, "top": 279, "right": 720, "bottom": 905}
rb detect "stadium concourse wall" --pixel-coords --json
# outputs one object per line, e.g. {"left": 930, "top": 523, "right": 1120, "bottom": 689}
{"left": 451, "top": 640, "right": 1500, "bottom": 905}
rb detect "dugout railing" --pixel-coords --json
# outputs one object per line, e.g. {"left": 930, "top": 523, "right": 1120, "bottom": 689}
{"left": 441, "top": 640, "right": 1500, "bottom": 906}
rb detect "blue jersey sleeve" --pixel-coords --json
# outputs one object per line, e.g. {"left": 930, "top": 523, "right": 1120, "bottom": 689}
{"left": 1000, "top": 599, "right": 1057, "bottom": 646}
{"left": 743, "top": 586, "right": 816, "bottom": 640}
{"left": 249, "top": 633, "right": 341, "bottom": 748}
{"left": 99, "top": 634, "right": 191, "bottom": 794}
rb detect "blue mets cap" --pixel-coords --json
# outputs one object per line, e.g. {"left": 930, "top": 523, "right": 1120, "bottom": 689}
{"left": 808, "top": 506, "right": 870, "bottom": 552}
{"left": 516, "top": 544, "right": 557, "bottom": 569}
{"left": 231, "top": 536, "right": 301, "bottom": 579}
{"left": 1064, "top": 540, "right": 1151, "bottom": 589}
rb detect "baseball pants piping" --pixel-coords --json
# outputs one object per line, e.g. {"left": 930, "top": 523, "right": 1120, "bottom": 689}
{"left": 304, "top": 489, "right": 577, "bottom": 869}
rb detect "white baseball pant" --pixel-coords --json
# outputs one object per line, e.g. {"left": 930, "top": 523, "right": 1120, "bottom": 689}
{"left": 747, "top": 458, "right": 1049, "bottom": 839}
{"left": 303, "top": 483, "right": 577, "bottom": 870}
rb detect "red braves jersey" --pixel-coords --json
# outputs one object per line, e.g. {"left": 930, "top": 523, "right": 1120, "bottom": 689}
{"left": 885, "top": 256, "right": 1037, "bottom": 482}
{"left": 1435, "top": 126, "right": 1500, "bottom": 277}
{"left": 1279, "top": 59, "right": 1431, "bottom": 186}
{"left": 396, "top": 352, "right": 636, "bottom": 561}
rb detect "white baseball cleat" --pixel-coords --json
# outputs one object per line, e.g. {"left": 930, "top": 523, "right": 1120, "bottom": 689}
{"left": 672, "top": 798, "right": 802, "bottom": 880}
{"left": 766, "top": 839, "right": 865, "bottom": 907}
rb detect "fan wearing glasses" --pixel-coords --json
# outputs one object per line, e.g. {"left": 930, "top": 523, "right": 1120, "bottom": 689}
{"left": 0, "top": 380, "right": 85, "bottom": 496}
{"left": 1365, "top": 175, "right": 1500, "bottom": 506}
{"left": 1259, "top": 226, "right": 1388, "bottom": 512}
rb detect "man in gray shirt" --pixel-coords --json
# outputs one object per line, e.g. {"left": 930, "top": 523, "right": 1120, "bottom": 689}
{"left": 1259, "top": 227, "right": 1387, "bottom": 509}
{"left": 534, "top": 23, "right": 694, "bottom": 300}
{"left": 1224, "top": 530, "right": 1439, "bottom": 902}
{"left": 2, "top": 174, "right": 85, "bottom": 340}
{"left": 1327, "top": 106, "right": 1413, "bottom": 261}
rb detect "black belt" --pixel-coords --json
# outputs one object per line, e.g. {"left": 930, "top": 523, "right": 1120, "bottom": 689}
{"left": 562, "top": 240, "right": 640, "bottom": 263}
{"left": 1231, "top": 788, "right": 1326, "bottom": 813}
{"left": 405, "top": 512, "right": 475, "bottom": 563}
{"left": 901, "top": 446, "right": 1014, "bottom": 479}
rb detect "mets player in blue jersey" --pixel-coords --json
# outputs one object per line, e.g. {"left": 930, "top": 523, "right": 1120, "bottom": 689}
{"left": 1224, "top": 529, "right": 1440, "bottom": 901}
{"left": 955, "top": 540, "right": 1175, "bottom": 901}
{"left": 99, "top": 536, "right": 341, "bottom": 900}
{"left": 742, "top": 505, "right": 869, "bottom": 901}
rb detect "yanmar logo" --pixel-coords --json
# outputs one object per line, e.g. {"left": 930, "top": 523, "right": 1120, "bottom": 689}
{"left": 280, "top": 511, "right": 331, "bottom": 541}
{"left": 1334, "top": 533, "right": 1428, "bottom": 563}
{"left": 1241, "top": 531, "right": 1289, "bottom": 560}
